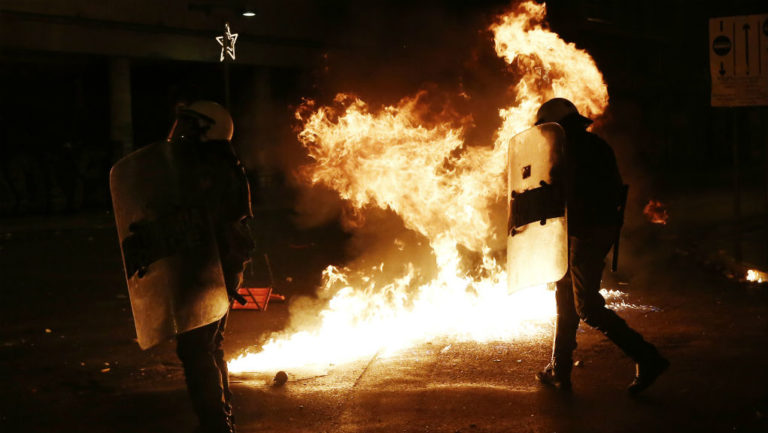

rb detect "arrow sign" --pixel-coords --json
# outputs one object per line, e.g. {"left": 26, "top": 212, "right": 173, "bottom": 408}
{"left": 709, "top": 14, "right": 768, "bottom": 107}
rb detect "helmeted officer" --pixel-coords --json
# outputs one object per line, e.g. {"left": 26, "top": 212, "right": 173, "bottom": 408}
{"left": 170, "top": 101, "right": 252, "bottom": 432}
{"left": 111, "top": 100, "right": 253, "bottom": 433}
{"left": 533, "top": 98, "right": 668, "bottom": 394}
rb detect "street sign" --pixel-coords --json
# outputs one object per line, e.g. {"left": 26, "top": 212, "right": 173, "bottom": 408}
{"left": 709, "top": 14, "right": 768, "bottom": 107}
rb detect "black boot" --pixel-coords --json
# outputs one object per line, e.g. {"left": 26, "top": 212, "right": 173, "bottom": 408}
{"left": 194, "top": 407, "right": 235, "bottom": 433}
{"left": 536, "top": 359, "right": 572, "bottom": 391}
{"left": 214, "top": 347, "right": 236, "bottom": 432}
{"left": 539, "top": 304, "right": 578, "bottom": 391}
{"left": 194, "top": 423, "right": 234, "bottom": 433}
{"left": 628, "top": 354, "right": 669, "bottom": 395}
{"left": 581, "top": 307, "right": 669, "bottom": 394}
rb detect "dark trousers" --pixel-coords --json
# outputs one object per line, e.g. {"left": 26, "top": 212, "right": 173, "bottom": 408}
{"left": 551, "top": 227, "right": 658, "bottom": 372}
{"left": 176, "top": 310, "right": 232, "bottom": 430}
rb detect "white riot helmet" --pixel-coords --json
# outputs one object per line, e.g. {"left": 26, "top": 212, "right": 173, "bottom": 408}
{"left": 535, "top": 98, "right": 592, "bottom": 127}
{"left": 168, "top": 100, "right": 234, "bottom": 142}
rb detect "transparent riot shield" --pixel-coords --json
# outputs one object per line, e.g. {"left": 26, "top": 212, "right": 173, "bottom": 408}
{"left": 507, "top": 123, "right": 568, "bottom": 292}
{"left": 110, "top": 140, "right": 229, "bottom": 349}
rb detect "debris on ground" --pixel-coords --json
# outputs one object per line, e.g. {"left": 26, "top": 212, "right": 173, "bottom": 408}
{"left": 274, "top": 370, "right": 288, "bottom": 386}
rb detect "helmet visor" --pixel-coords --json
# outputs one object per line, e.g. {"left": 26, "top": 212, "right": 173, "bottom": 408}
{"left": 167, "top": 109, "right": 215, "bottom": 141}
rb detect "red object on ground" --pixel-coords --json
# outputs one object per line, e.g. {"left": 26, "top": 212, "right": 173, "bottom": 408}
{"left": 232, "top": 287, "right": 272, "bottom": 311}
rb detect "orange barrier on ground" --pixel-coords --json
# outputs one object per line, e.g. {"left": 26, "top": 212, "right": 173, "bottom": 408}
{"left": 232, "top": 287, "right": 272, "bottom": 311}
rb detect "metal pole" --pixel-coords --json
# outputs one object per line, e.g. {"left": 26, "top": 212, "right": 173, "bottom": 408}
{"left": 732, "top": 108, "right": 742, "bottom": 262}
{"left": 763, "top": 106, "right": 768, "bottom": 265}
{"left": 109, "top": 57, "right": 133, "bottom": 158}
{"left": 223, "top": 60, "right": 231, "bottom": 110}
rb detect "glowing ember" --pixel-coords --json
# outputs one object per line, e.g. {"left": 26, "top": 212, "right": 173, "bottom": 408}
{"left": 746, "top": 269, "right": 766, "bottom": 283}
{"left": 229, "top": 1, "right": 613, "bottom": 374}
{"left": 643, "top": 200, "right": 669, "bottom": 225}
{"left": 600, "top": 289, "right": 660, "bottom": 313}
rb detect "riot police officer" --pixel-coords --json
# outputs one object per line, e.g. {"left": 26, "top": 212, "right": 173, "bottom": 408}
{"left": 533, "top": 98, "right": 668, "bottom": 394}
{"left": 172, "top": 101, "right": 252, "bottom": 432}
{"left": 111, "top": 101, "right": 252, "bottom": 432}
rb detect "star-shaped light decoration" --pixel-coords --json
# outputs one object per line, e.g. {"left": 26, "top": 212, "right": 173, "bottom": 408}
{"left": 215, "top": 22, "right": 238, "bottom": 62}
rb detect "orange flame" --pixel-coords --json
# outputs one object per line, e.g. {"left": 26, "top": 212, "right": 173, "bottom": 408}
{"left": 491, "top": 1, "right": 609, "bottom": 141}
{"left": 643, "top": 200, "right": 669, "bottom": 225}
{"left": 296, "top": 92, "right": 498, "bottom": 252}
{"left": 746, "top": 269, "right": 766, "bottom": 284}
{"left": 229, "top": 1, "right": 611, "bottom": 375}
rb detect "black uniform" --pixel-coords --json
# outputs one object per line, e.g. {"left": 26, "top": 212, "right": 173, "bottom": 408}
{"left": 548, "top": 117, "right": 662, "bottom": 381}
{"left": 175, "top": 139, "right": 252, "bottom": 433}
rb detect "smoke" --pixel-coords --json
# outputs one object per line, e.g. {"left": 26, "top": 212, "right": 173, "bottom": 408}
{"left": 593, "top": 102, "right": 657, "bottom": 231}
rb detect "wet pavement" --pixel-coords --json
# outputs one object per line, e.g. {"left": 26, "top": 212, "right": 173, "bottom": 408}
{"left": 1, "top": 212, "right": 767, "bottom": 433}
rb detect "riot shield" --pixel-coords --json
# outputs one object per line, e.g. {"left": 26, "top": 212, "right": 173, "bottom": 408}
{"left": 507, "top": 123, "right": 568, "bottom": 291}
{"left": 110, "top": 140, "right": 229, "bottom": 349}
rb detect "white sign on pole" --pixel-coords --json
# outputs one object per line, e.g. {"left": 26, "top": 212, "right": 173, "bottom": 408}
{"left": 709, "top": 14, "right": 768, "bottom": 107}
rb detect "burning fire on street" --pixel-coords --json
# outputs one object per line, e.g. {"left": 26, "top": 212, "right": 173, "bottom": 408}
{"left": 229, "top": 2, "right": 645, "bottom": 375}
{"left": 746, "top": 269, "right": 767, "bottom": 284}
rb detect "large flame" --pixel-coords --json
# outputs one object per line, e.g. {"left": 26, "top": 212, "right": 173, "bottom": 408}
{"left": 229, "top": 1, "right": 610, "bottom": 375}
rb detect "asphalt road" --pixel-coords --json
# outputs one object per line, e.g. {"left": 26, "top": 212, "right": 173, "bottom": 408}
{"left": 1, "top": 213, "right": 766, "bottom": 433}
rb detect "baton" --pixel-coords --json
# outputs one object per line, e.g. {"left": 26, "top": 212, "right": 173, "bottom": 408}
{"left": 612, "top": 184, "right": 629, "bottom": 272}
